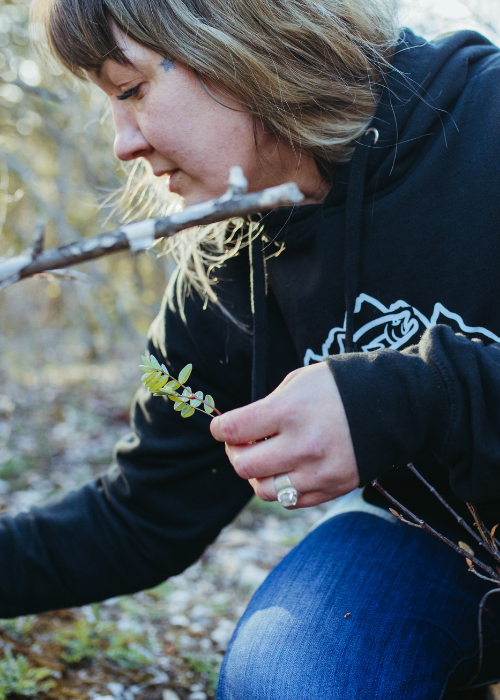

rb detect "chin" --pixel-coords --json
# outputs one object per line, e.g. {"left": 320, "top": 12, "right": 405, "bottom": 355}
{"left": 181, "top": 191, "right": 214, "bottom": 208}
{"left": 171, "top": 176, "right": 224, "bottom": 208}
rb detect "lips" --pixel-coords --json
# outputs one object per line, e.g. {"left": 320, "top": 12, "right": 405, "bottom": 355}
{"left": 153, "top": 168, "right": 178, "bottom": 178}
{"left": 167, "top": 169, "right": 180, "bottom": 193}
{"left": 151, "top": 168, "right": 181, "bottom": 192}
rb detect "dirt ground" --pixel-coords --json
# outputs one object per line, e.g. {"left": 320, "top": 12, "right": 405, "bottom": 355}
{"left": 0, "top": 357, "right": 327, "bottom": 699}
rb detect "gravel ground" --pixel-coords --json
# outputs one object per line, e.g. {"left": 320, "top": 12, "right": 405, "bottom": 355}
{"left": 0, "top": 359, "right": 328, "bottom": 699}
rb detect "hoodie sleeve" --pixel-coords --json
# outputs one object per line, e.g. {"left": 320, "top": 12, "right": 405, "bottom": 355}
{"left": 0, "top": 294, "right": 254, "bottom": 618}
{"left": 327, "top": 324, "right": 500, "bottom": 503}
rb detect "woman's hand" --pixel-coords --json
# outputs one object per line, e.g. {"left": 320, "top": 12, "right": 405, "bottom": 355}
{"left": 210, "top": 362, "right": 359, "bottom": 507}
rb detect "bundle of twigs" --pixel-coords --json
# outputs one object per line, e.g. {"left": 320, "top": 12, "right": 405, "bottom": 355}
{"left": 373, "top": 464, "right": 500, "bottom": 688}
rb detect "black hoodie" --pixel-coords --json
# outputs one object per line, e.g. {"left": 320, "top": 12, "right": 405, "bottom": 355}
{"left": 0, "top": 29, "right": 500, "bottom": 617}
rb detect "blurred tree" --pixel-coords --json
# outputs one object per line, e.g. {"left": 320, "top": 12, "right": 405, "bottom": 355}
{"left": 0, "top": 0, "right": 171, "bottom": 372}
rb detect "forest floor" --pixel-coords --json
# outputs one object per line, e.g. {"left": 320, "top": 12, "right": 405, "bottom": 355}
{"left": 0, "top": 355, "right": 328, "bottom": 700}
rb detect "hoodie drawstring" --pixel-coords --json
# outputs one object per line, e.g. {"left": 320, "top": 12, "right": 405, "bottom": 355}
{"left": 250, "top": 230, "right": 268, "bottom": 403}
{"left": 344, "top": 128, "right": 379, "bottom": 353}
{"left": 249, "top": 127, "right": 378, "bottom": 402}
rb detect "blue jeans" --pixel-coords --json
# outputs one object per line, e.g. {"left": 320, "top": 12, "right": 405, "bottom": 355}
{"left": 217, "top": 511, "right": 500, "bottom": 699}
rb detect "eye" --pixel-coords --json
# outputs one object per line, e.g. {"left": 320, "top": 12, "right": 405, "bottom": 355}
{"left": 117, "top": 85, "right": 140, "bottom": 101}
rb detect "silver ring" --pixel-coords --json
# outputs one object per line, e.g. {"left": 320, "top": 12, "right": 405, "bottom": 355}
{"left": 274, "top": 473, "right": 298, "bottom": 508}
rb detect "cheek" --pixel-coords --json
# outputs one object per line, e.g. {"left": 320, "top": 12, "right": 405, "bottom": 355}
{"left": 139, "top": 87, "right": 260, "bottom": 198}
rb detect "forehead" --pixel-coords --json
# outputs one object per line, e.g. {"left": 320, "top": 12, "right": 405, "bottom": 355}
{"left": 97, "top": 27, "right": 161, "bottom": 83}
{"left": 113, "top": 25, "right": 159, "bottom": 65}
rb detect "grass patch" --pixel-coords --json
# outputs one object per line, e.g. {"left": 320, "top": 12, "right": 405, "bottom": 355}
{"left": 186, "top": 653, "right": 221, "bottom": 692}
{"left": 0, "top": 651, "right": 55, "bottom": 699}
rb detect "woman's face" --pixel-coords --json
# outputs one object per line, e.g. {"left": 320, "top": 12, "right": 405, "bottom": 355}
{"left": 91, "top": 26, "right": 328, "bottom": 207}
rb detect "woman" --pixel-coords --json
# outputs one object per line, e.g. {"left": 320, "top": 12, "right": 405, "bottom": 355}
{"left": 5, "top": 0, "right": 500, "bottom": 696}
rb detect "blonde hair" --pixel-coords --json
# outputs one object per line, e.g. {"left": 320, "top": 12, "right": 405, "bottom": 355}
{"left": 33, "top": 0, "right": 400, "bottom": 316}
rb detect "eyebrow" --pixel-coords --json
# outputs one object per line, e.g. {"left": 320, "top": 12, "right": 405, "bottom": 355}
{"left": 96, "top": 56, "right": 139, "bottom": 82}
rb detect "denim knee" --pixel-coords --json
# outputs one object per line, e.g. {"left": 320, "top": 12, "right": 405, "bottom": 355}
{"left": 216, "top": 513, "right": 497, "bottom": 700}
{"left": 218, "top": 605, "right": 299, "bottom": 700}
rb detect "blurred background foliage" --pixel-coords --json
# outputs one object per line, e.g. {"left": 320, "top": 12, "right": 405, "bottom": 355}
{"left": 0, "top": 0, "right": 497, "bottom": 378}
{"left": 0, "top": 0, "right": 174, "bottom": 378}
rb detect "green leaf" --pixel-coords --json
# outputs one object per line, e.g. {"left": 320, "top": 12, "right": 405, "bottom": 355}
{"left": 141, "top": 355, "right": 155, "bottom": 368}
{"left": 141, "top": 372, "right": 156, "bottom": 383}
{"left": 190, "top": 390, "right": 203, "bottom": 408}
{"left": 178, "top": 364, "right": 192, "bottom": 385}
{"left": 150, "top": 376, "right": 169, "bottom": 392}
{"left": 182, "top": 387, "right": 192, "bottom": 397}
{"left": 149, "top": 377, "right": 166, "bottom": 392}
{"left": 153, "top": 385, "right": 177, "bottom": 396}
{"left": 161, "top": 364, "right": 170, "bottom": 375}
{"left": 159, "top": 385, "right": 177, "bottom": 395}
{"left": 181, "top": 405, "right": 195, "bottom": 418}
{"left": 204, "top": 395, "right": 215, "bottom": 414}
{"left": 149, "top": 355, "right": 162, "bottom": 370}
{"left": 174, "top": 401, "right": 184, "bottom": 411}
{"left": 153, "top": 388, "right": 176, "bottom": 397}
{"left": 167, "top": 380, "right": 180, "bottom": 390}
{"left": 144, "top": 371, "right": 162, "bottom": 388}
{"left": 167, "top": 394, "right": 180, "bottom": 402}
{"left": 139, "top": 365, "right": 154, "bottom": 372}
{"left": 172, "top": 395, "right": 185, "bottom": 402}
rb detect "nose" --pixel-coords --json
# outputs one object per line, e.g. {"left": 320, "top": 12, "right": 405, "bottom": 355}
{"left": 113, "top": 109, "right": 153, "bottom": 162}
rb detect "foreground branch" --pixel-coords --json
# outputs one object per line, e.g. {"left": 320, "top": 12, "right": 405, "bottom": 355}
{"left": 373, "top": 464, "right": 500, "bottom": 687}
{"left": 371, "top": 477, "right": 500, "bottom": 584}
{"left": 406, "top": 463, "right": 483, "bottom": 546}
{"left": 0, "top": 167, "right": 304, "bottom": 291}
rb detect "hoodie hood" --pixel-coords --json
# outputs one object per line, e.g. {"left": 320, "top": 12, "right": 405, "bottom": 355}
{"left": 250, "top": 29, "right": 499, "bottom": 398}
{"left": 262, "top": 28, "right": 498, "bottom": 236}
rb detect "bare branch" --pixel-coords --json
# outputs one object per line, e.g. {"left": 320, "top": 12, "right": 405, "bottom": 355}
{"left": 406, "top": 463, "right": 483, "bottom": 545}
{"left": 371, "top": 479, "right": 500, "bottom": 583}
{"left": 466, "top": 502, "right": 500, "bottom": 558}
{"left": 0, "top": 168, "right": 304, "bottom": 291}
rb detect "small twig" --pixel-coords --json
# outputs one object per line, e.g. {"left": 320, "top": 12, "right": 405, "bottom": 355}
{"left": 175, "top": 382, "right": 222, "bottom": 418}
{"left": 406, "top": 463, "right": 483, "bottom": 546}
{"left": 143, "top": 356, "right": 221, "bottom": 419}
{"left": 31, "top": 222, "right": 46, "bottom": 260}
{"left": 372, "top": 479, "right": 500, "bottom": 583}
{"left": 467, "top": 503, "right": 499, "bottom": 560}
{"left": 457, "top": 588, "right": 500, "bottom": 690}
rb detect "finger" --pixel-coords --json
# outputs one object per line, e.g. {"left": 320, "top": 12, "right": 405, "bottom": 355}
{"left": 252, "top": 473, "right": 303, "bottom": 502}
{"left": 226, "top": 434, "right": 296, "bottom": 481}
{"left": 210, "top": 397, "right": 281, "bottom": 445}
{"left": 250, "top": 475, "right": 284, "bottom": 501}
{"left": 248, "top": 478, "right": 274, "bottom": 501}
{"left": 251, "top": 476, "right": 333, "bottom": 509}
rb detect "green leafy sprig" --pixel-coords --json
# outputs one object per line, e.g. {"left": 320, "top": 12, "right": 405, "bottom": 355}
{"left": 140, "top": 354, "right": 221, "bottom": 419}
